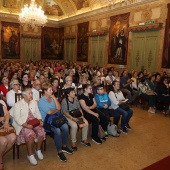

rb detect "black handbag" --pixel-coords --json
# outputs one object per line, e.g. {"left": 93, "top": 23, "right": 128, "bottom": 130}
{"left": 119, "top": 103, "right": 130, "bottom": 111}
{"left": 66, "top": 98, "right": 82, "bottom": 118}
{"left": 44, "top": 112, "right": 67, "bottom": 129}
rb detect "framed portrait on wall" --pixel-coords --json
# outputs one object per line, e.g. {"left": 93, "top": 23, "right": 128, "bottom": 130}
{"left": 108, "top": 13, "right": 130, "bottom": 65}
{"left": 77, "top": 22, "right": 89, "bottom": 62}
{"left": 1, "top": 22, "right": 20, "bottom": 59}
{"left": 41, "top": 27, "right": 64, "bottom": 60}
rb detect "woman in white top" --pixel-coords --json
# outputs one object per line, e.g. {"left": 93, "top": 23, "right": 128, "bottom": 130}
{"left": 108, "top": 81, "right": 133, "bottom": 134}
{"left": 6, "top": 80, "right": 21, "bottom": 108}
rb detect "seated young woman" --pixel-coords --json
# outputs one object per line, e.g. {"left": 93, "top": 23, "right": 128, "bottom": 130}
{"left": 38, "top": 82, "right": 72, "bottom": 162}
{"left": 108, "top": 81, "right": 133, "bottom": 134}
{"left": 11, "top": 87, "right": 45, "bottom": 166}
{"left": 0, "top": 100, "right": 16, "bottom": 170}
{"left": 138, "top": 77, "right": 157, "bottom": 113}
{"left": 79, "top": 84, "right": 109, "bottom": 144}
{"left": 61, "top": 88, "right": 90, "bottom": 151}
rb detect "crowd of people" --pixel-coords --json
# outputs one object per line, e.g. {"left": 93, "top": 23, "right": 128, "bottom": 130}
{"left": 0, "top": 60, "right": 169, "bottom": 169}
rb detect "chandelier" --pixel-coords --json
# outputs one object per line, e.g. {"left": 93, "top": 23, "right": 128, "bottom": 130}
{"left": 19, "top": 0, "right": 47, "bottom": 29}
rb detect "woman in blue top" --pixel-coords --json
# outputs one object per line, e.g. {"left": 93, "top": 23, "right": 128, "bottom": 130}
{"left": 38, "top": 82, "right": 72, "bottom": 162}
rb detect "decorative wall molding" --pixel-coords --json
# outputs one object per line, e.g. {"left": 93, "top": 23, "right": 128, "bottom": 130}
{"left": 21, "top": 34, "right": 41, "bottom": 39}
{"left": 128, "top": 23, "right": 163, "bottom": 32}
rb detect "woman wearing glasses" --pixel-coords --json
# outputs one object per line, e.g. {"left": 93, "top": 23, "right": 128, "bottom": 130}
{"left": 6, "top": 80, "right": 21, "bottom": 108}
{"left": 79, "top": 84, "right": 109, "bottom": 144}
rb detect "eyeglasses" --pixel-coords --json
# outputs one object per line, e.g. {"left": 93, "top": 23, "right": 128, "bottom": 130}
{"left": 98, "top": 88, "right": 104, "bottom": 90}
{"left": 14, "top": 84, "right": 20, "bottom": 86}
{"left": 35, "top": 84, "right": 41, "bottom": 86}
{"left": 88, "top": 88, "right": 92, "bottom": 90}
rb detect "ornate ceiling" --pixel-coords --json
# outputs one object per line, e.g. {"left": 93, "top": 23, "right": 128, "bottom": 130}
{"left": 0, "top": 0, "right": 128, "bottom": 21}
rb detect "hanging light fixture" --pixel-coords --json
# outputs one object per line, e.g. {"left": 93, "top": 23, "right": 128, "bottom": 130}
{"left": 19, "top": 0, "right": 47, "bottom": 29}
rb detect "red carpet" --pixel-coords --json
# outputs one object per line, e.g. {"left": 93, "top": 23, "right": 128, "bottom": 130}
{"left": 142, "top": 156, "right": 170, "bottom": 170}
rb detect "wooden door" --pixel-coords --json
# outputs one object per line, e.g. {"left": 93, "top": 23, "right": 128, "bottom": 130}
{"left": 130, "top": 31, "right": 160, "bottom": 72}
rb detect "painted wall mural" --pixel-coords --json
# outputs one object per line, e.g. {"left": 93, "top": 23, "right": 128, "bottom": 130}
{"left": 44, "top": 0, "right": 64, "bottom": 16}
{"left": 72, "top": 0, "right": 89, "bottom": 10}
{"left": 1, "top": 22, "right": 20, "bottom": 59}
{"left": 41, "top": 27, "right": 64, "bottom": 60}
{"left": 77, "top": 22, "right": 89, "bottom": 62}
{"left": 108, "top": 13, "right": 130, "bottom": 65}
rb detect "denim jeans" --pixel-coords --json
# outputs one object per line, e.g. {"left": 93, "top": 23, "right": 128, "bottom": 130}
{"left": 51, "top": 123, "right": 68, "bottom": 151}
{"left": 115, "top": 107, "right": 133, "bottom": 128}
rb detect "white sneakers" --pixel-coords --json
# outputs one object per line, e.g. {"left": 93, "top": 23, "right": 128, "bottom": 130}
{"left": 27, "top": 150, "right": 44, "bottom": 165}
{"left": 35, "top": 150, "right": 44, "bottom": 160}
{"left": 27, "top": 155, "right": 37, "bottom": 165}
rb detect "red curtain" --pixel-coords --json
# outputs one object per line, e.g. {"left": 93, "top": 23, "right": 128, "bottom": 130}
{"left": 162, "top": 4, "right": 170, "bottom": 68}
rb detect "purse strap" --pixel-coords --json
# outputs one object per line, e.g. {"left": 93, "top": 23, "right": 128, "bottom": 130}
{"left": 66, "top": 98, "right": 69, "bottom": 111}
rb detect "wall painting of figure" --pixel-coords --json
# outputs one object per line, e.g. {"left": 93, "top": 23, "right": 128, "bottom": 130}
{"left": 108, "top": 13, "right": 130, "bottom": 65}
{"left": 77, "top": 22, "right": 89, "bottom": 62}
{"left": 41, "top": 27, "right": 64, "bottom": 60}
{"left": 1, "top": 22, "right": 20, "bottom": 59}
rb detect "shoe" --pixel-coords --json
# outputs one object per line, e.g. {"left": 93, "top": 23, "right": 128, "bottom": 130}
{"left": 81, "top": 140, "right": 91, "bottom": 147}
{"left": 62, "top": 146, "right": 73, "bottom": 155}
{"left": 71, "top": 146, "right": 77, "bottom": 151}
{"left": 100, "top": 137, "right": 106, "bottom": 142}
{"left": 35, "top": 150, "right": 44, "bottom": 160}
{"left": 105, "top": 134, "right": 109, "bottom": 139}
{"left": 92, "top": 137, "right": 102, "bottom": 144}
{"left": 148, "top": 109, "right": 155, "bottom": 113}
{"left": 125, "top": 124, "right": 132, "bottom": 131}
{"left": 58, "top": 152, "right": 67, "bottom": 162}
{"left": 27, "top": 155, "right": 37, "bottom": 165}
{"left": 117, "top": 129, "right": 121, "bottom": 134}
{"left": 119, "top": 127, "right": 128, "bottom": 134}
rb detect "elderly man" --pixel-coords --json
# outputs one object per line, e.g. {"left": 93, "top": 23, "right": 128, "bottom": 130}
{"left": 32, "top": 79, "right": 42, "bottom": 102}
{"left": 6, "top": 80, "right": 21, "bottom": 108}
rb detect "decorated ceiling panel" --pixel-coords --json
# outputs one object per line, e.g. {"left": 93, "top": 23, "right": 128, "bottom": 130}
{"left": 0, "top": 0, "right": 132, "bottom": 20}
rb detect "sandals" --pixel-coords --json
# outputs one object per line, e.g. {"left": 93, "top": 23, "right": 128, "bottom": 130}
{"left": 71, "top": 143, "right": 77, "bottom": 151}
{"left": 81, "top": 140, "right": 91, "bottom": 147}
{"left": 0, "top": 163, "right": 4, "bottom": 170}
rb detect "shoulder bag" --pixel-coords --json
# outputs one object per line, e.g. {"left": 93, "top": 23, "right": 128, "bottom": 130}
{"left": 44, "top": 112, "right": 67, "bottom": 129}
{"left": 66, "top": 98, "right": 82, "bottom": 118}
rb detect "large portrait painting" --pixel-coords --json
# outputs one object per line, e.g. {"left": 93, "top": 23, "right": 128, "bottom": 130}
{"left": 77, "top": 22, "right": 89, "bottom": 62}
{"left": 162, "top": 4, "right": 170, "bottom": 68}
{"left": 108, "top": 13, "right": 130, "bottom": 65}
{"left": 1, "top": 22, "right": 20, "bottom": 59}
{"left": 41, "top": 27, "right": 64, "bottom": 60}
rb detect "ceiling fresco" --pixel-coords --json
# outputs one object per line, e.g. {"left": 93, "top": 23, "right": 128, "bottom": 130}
{"left": 0, "top": 0, "right": 130, "bottom": 20}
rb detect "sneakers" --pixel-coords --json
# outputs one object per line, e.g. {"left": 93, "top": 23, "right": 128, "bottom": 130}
{"left": 148, "top": 109, "right": 155, "bottom": 113}
{"left": 125, "top": 124, "right": 132, "bottom": 131}
{"left": 104, "top": 131, "right": 109, "bottom": 139}
{"left": 58, "top": 152, "right": 67, "bottom": 162}
{"left": 81, "top": 140, "right": 91, "bottom": 147}
{"left": 62, "top": 146, "right": 73, "bottom": 155}
{"left": 119, "top": 127, "right": 128, "bottom": 134}
{"left": 35, "top": 150, "right": 44, "bottom": 160}
{"left": 27, "top": 155, "right": 37, "bottom": 165}
{"left": 100, "top": 137, "right": 106, "bottom": 142}
{"left": 92, "top": 137, "right": 102, "bottom": 144}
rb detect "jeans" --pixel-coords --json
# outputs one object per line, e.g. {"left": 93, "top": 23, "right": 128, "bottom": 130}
{"left": 140, "top": 93, "right": 157, "bottom": 107}
{"left": 51, "top": 123, "right": 68, "bottom": 151}
{"left": 97, "top": 108, "right": 120, "bottom": 126}
{"left": 115, "top": 107, "right": 133, "bottom": 128}
{"left": 121, "top": 88, "right": 138, "bottom": 103}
